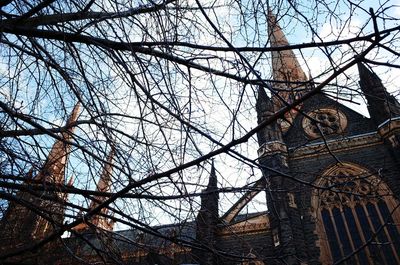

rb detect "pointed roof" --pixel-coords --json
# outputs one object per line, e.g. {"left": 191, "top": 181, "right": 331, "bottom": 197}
{"left": 196, "top": 161, "right": 219, "bottom": 230}
{"left": 255, "top": 87, "right": 284, "bottom": 144}
{"left": 88, "top": 148, "right": 115, "bottom": 230}
{"left": 1, "top": 104, "right": 80, "bottom": 242}
{"left": 358, "top": 62, "right": 382, "bottom": 88}
{"left": 358, "top": 62, "right": 400, "bottom": 125}
{"left": 93, "top": 148, "right": 114, "bottom": 196}
{"left": 268, "top": 12, "right": 308, "bottom": 132}
{"left": 73, "top": 147, "right": 115, "bottom": 232}
{"left": 268, "top": 12, "right": 308, "bottom": 83}
{"left": 206, "top": 159, "right": 218, "bottom": 192}
{"left": 198, "top": 160, "right": 219, "bottom": 211}
{"left": 36, "top": 102, "right": 81, "bottom": 183}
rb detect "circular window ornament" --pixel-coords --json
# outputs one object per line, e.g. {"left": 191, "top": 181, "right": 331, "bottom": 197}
{"left": 302, "top": 108, "right": 347, "bottom": 138}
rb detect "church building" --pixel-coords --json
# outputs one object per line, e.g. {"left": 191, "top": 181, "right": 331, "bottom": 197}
{"left": 1, "top": 12, "right": 400, "bottom": 265}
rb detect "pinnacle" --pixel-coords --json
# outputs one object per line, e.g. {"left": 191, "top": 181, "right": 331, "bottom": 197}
{"left": 357, "top": 62, "right": 381, "bottom": 85}
{"left": 207, "top": 159, "right": 217, "bottom": 190}
{"left": 267, "top": 11, "right": 289, "bottom": 48}
{"left": 256, "top": 86, "right": 274, "bottom": 114}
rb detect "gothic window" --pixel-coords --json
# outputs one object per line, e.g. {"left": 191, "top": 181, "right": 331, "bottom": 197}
{"left": 313, "top": 163, "right": 400, "bottom": 265}
{"left": 302, "top": 108, "right": 347, "bottom": 139}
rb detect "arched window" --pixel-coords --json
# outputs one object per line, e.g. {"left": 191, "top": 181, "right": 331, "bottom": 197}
{"left": 312, "top": 163, "right": 400, "bottom": 265}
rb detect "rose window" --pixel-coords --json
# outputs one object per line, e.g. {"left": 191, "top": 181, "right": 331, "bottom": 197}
{"left": 302, "top": 108, "right": 347, "bottom": 138}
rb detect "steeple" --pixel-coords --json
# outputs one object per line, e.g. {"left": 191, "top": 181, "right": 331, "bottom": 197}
{"left": 268, "top": 11, "right": 308, "bottom": 131}
{"left": 28, "top": 103, "right": 81, "bottom": 239}
{"left": 36, "top": 102, "right": 81, "bottom": 184}
{"left": 194, "top": 161, "right": 219, "bottom": 265}
{"left": 206, "top": 160, "right": 218, "bottom": 193}
{"left": 256, "top": 84, "right": 275, "bottom": 118}
{"left": 268, "top": 12, "right": 308, "bottom": 84}
{"left": 199, "top": 160, "right": 219, "bottom": 219}
{"left": 74, "top": 148, "right": 115, "bottom": 232}
{"left": 255, "top": 87, "right": 298, "bottom": 264}
{"left": 89, "top": 148, "right": 115, "bottom": 230}
{"left": 0, "top": 103, "right": 81, "bottom": 249}
{"left": 358, "top": 62, "right": 400, "bottom": 126}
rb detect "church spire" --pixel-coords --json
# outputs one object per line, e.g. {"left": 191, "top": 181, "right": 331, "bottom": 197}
{"left": 194, "top": 161, "right": 219, "bottom": 265}
{"left": 74, "top": 147, "right": 115, "bottom": 232}
{"left": 30, "top": 103, "right": 81, "bottom": 238}
{"left": 358, "top": 62, "right": 400, "bottom": 126}
{"left": 256, "top": 86, "right": 296, "bottom": 264}
{"left": 268, "top": 12, "right": 308, "bottom": 84}
{"left": 89, "top": 147, "right": 115, "bottom": 230}
{"left": 0, "top": 103, "right": 81, "bottom": 248}
{"left": 268, "top": 12, "right": 308, "bottom": 132}
{"left": 36, "top": 102, "right": 81, "bottom": 184}
{"left": 200, "top": 160, "right": 219, "bottom": 216}
{"left": 256, "top": 84, "right": 275, "bottom": 118}
{"left": 206, "top": 159, "right": 218, "bottom": 193}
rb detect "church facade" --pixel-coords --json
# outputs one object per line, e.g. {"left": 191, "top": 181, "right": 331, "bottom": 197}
{"left": 1, "top": 13, "right": 400, "bottom": 265}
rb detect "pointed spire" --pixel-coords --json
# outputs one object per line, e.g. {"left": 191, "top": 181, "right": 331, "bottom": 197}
{"left": 194, "top": 161, "right": 219, "bottom": 264}
{"left": 358, "top": 62, "right": 379, "bottom": 86}
{"left": 268, "top": 12, "right": 308, "bottom": 84}
{"left": 358, "top": 63, "right": 400, "bottom": 126}
{"left": 36, "top": 102, "right": 81, "bottom": 183}
{"left": 65, "top": 103, "right": 81, "bottom": 133}
{"left": 268, "top": 11, "right": 307, "bottom": 132}
{"left": 0, "top": 104, "right": 81, "bottom": 244}
{"left": 206, "top": 159, "right": 218, "bottom": 194}
{"left": 92, "top": 148, "right": 114, "bottom": 203}
{"left": 88, "top": 148, "right": 115, "bottom": 231}
{"left": 201, "top": 160, "right": 219, "bottom": 203}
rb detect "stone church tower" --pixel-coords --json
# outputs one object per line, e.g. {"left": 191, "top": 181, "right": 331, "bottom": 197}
{"left": 73, "top": 147, "right": 116, "bottom": 233}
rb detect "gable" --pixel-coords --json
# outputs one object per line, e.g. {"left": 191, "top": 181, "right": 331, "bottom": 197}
{"left": 283, "top": 93, "right": 377, "bottom": 148}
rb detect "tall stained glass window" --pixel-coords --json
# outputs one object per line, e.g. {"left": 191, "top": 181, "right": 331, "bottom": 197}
{"left": 313, "top": 163, "right": 400, "bottom": 265}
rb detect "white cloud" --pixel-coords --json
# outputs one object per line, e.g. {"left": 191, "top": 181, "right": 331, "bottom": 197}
{"left": 393, "top": 6, "right": 400, "bottom": 17}
{"left": 319, "top": 18, "right": 362, "bottom": 41}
